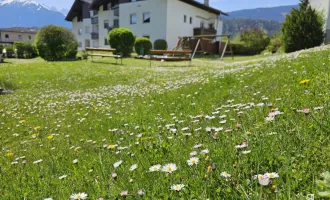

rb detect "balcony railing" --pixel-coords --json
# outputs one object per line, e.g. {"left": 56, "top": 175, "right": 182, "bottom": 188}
{"left": 193, "top": 28, "right": 217, "bottom": 36}
{"left": 91, "top": 32, "right": 99, "bottom": 40}
{"left": 91, "top": 17, "right": 99, "bottom": 25}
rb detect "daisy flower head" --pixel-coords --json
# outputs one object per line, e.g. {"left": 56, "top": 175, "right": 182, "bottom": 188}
{"left": 113, "top": 160, "right": 123, "bottom": 168}
{"left": 171, "top": 184, "right": 185, "bottom": 191}
{"left": 265, "top": 172, "right": 279, "bottom": 179}
{"left": 70, "top": 192, "right": 88, "bottom": 200}
{"left": 221, "top": 171, "right": 231, "bottom": 178}
{"left": 162, "top": 163, "right": 177, "bottom": 173}
{"left": 149, "top": 164, "right": 161, "bottom": 172}
{"left": 190, "top": 151, "right": 197, "bottom": 157}
{"left": 258, "top": 174, "right": 270, "bottom": 186}
{"left": 200, "top": 149, "right": 209, "bottom": 155}
{"left": 129, "top": 164, "right": 138, "bottom": 171}
{"left": 242, "top": 150, "right": 251, "bottom": 154}
{"left": 187, "top": 157, "right": 199, "bottom": 166}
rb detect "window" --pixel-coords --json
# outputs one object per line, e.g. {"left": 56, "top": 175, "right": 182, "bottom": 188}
{"left": 130, "top": 14, "right": 137, "bottom": 24}
{"left": 143, "top": 35, "right": 150, "bottom": 39}
{"left": 105, "top": 38, "right": 109, "bottom": 45}
{"left": 131, "top": 0, "right": 137, "bottom": 2}
{"left": 190, "top": 17, "right": 192, "bottom": 24}
{"left": 104, "top": 20, "right": 109, "bottom": 29}
{"left": 5, "top": 34, "right": 9, "bottom": 38}
{"left": 78, "top": 28, "right": 82, "bottom": 35}
{"left": 209, "top": 23, "right": 214, "bottom": 29}
{"left": 200, "top": 22, "right": 204, "bottom": 28}
{"left": 143, "top": 12, "right": 150, "bottom": 23}
{"left": 184, "top": 15, "right": 187, "bottom": 23}
{"left": 28, "top": 36, "right": 32, "bottom": 40}
{"left": 85, "top": 26, "right": 90, "bottom": 34}
{"left": 18, "top": 35, "right": 22, "bottom": 40}
{"left": 114, "top": 19, "right": 119, "bottom": 28}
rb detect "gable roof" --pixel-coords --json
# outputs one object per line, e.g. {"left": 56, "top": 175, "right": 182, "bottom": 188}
{"left": 0, "top": 27, "right": 38, "bottom": 34}
{"left": 179, "top": 0, "right": 228, "bottom": 16}
{"left": 66, "top": 0, "right": 92, "bottom": 21}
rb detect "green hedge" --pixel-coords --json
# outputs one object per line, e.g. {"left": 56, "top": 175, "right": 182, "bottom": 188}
{"left": 230, "top": 42, "right": 251, "bottom": 55}
{"left": 134, "top": 37, "right": 152, "bottom": 55}
{"left": 108, "top": 28, "right": 135, "bottom": 57}
{"left": 154, "top": 39, "right": 168, "bottom": 50}
{"left": 14, "top": 42, "right": 38, "bottom": 59}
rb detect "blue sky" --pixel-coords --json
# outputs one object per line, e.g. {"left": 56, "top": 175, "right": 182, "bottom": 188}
{"left": 38, "top": 0, "right": 300, "bottom": 12}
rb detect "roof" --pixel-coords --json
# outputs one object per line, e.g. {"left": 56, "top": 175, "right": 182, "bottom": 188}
{"left": 179, "top": 0, "right": 228, "bottom": 16}
{"left": 66, "top": 0, "right": 92, "bottom": 21}
{"left": 0, "top": 27, "right": 38, "bottom": 34}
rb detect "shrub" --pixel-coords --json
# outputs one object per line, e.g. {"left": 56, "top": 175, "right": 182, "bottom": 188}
{"left": 266, "top": 33, "right": 282, "bottom": 53}
{"left": 230, "top": 42, "right": 251, "bottom": 55}
{"left": 134, "top": 37, "right": 152, "bottom": 55}
{"left": 4, "top": 46, "right": 15, "bottom": 58}
{"left": 240, "top": 27, "right": 270, "bottom": 54}
{"left": 108, "top": 28, "right": 135, "bottom": 57}
{"left": 154, "top": 39, "right": 168, "bottom": 50}
{"left": 281, "top": 0, "right": 325, "bottom": 53}
{"left": 35, "top": 25, "right": 78, "bottom": 61}
{"left": 14, "top": 42, "right": 37, "bottom": 59}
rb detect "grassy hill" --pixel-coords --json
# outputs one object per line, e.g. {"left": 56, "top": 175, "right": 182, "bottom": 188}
{"left": 0, "top": 47, "right": 329, "bottom": 199}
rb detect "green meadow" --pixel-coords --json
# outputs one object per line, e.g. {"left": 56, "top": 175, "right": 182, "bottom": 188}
{"left": 0, "top": 48, "right": 330, "bottom": 199}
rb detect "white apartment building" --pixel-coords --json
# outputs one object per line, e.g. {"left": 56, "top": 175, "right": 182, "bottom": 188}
{"left": 310, "top": 0, "right": 330, "bottom": 43}
{"left": 66, "top": 0, "right": 227, "bottom": 51}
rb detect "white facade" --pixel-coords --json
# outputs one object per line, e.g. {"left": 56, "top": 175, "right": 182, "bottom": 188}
{"left": 310, "top": 0, "right": 330, "bottom": 43}
{"left": 72, "top": 17, "right": 92, "bottom": 51}
{"left": 70, "top": 0, "right": 225, "bottom": 50}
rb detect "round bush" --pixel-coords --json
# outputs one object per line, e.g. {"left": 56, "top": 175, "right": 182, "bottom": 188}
{"left": 154, "top": 39, "right": 168, "bottom": 50}
{"left": 108, "top": 28, "right": 135, "bottom": 57}
{"left": 35, "top": 25, "right": 78, "bottom": 61}
{"left": 134, "top": 37, "right": 152, "bottom": 55}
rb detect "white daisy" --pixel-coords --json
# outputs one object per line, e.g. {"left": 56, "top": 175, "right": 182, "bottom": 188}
{"left": 149, "top": 164, "right": 161, "bottom": 172}
{"left": 162, "top": 163, "right": 177, "bottom": 173}
{"left": 129, "top": 164, "right": 138, "bottom": 171}
{"left": 70, "top": 192, "right": 88, "bottom": 200}
{"left": 265, "top": 172, "right": 279, "bottom": 179}
{"left": 59, "top": 175, "right": 67, "bottom": 180}
{"left": 200, "top": 149, "right": 209, "bottom": 155}
{"left": 171, "top": 184, "right": 185, "bottom": 191}
{"left": 113, "top": 160, "right": 123, "bottom": 168}
{"left": 242, "top": 150, "right": 251, "bottom": 154}
{"left": 221, "top": 171, "right": 231, "bottom": 178}
{"left": 187, "top": 157, "right": 199, "bottom": 166}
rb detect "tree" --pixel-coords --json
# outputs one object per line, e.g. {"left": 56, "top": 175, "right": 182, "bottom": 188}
{"left": 240, "top": 27, "right": 270, "bottom": 54}
{"left": 108, "top": 28, "right": 135, "bottom": 57}
{"left": 281, "top": 0, "right": 325, "bottom": 53}
{"left": 35, "top": 25, "right": 78, "bottom": 61}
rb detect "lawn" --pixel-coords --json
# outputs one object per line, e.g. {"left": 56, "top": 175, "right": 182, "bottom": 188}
{"left": 0, "top": 48, "right": 330, "bottom": 199}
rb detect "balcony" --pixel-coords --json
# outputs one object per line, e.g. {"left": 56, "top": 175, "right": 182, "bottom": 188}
{"left": 193, "top": 28, "right": 217, "bottom": 36}
{"left": 107, "top": 25, "right": 119, "bottom": 32}
{"left": 91, "top": 32, "right": 99, "bottom": 40}
{"left": 91, "top": 17, "right": 99, "bottom": 25}
{"left": 114, "top": 7, "right": 119, "bottom": 17}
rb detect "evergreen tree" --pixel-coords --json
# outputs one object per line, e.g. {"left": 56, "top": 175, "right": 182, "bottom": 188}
{"left": 281, "top": 0, "right": 325, "bottom": 53}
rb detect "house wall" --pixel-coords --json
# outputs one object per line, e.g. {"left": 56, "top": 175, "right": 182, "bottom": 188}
{"left": 166, "top": 0, "right": 221, "bottom": 49}
{"left": 119, "top": 0, "right": 168, "bottom": 48}
{"left": 310, "top": 0, "right": 330, "bottom": 43}
{"left": 72, "top": 17, "right": 92, "bottom": 51}
{"left": 0, "top": 31, "right": 36, "bottom": 43}
{"left": 98, "top": 4, "right": 119, "bottom": 48}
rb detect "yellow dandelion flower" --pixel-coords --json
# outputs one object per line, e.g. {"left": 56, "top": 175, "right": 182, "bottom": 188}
{"left": 205, "top": 156, "right": 210, "bottom": 161}
{"left": 47, "top": 135, "right": 54, "bottom": 140}
{"left": 32, "top": 134, "right": 37, "bottom": 138}
{"left": 299, "top": 79, "right": 310, "bottom": 84}
{"left": 34, "top": 126, "right": 41, "bottom": 131}
{"left": 19, "top": 120, "right": 26, "bottom": 124}
{"left": 207, "top": 165, "right": 212, "bottom": 173}
{"left": 107, "top": 144, "right": 116, "bottom": 150}
{"left": 6, "top": 152, "right": 13, "bottom": 157}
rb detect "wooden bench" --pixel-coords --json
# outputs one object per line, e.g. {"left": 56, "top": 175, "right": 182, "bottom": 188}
{"left": 149, "top": 50, "right": 192, "bottom": 66}
{"left": 85, "top": 47, "right": 122, "bottom": 65}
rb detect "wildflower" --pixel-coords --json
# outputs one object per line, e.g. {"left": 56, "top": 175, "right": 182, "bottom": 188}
{"left": 120, "top": 191, "right": 128, "bottom": 196}
{"left": 162, "top": 163, "right": 177, "bottom": 173}
{"left": 235, "top": 141, "right": 248, "bottom": 149}
{"left": 70, "top": 192, "right": 88, "bottom": 200}
{"left": 34, "top": 126, "right": 41, "bottom": 131}
{"left": 59, "top": 175, "right": 67, "bottom": 180}
{"left": 265, "top": 172, "right": 279, "bottom": 179}
{"left": 221, "top": 171, "right": 231, "bottom": 178}
{"left": 47, "top": 135, "right": 54, "bottom": 140}
{"left": 113, "top": 160, "right": 123, "bottom": 168}
{"left": 205, "top": 156, "right": 210, "bottom": 161}
{"left": 73, "top": 159, "right": 78, "bottom": 164}
{"left": 242, "top": 150, "right": 251, "bottom": 154}
{"left": 258, "top": 174, "right": 270, "bottom": 186}
{"left": 112, "top": 172, "right": 117, "bottom": 178}
{"left": 187, "top": 157, "right": 199, "bottom": 166}
{"left": 6, "top": 152, "right": 13, "bottom": 157}
{"left": 33, "top": 159, "right": 43, "bottom": 164}
{"left": 194, "top": 144, "right": 202, "bottom": 149}
{"left": 32, "top": 134, "right": 37, "bottom": 138}
{"left": 11, "top": 161, "right": 19, "bottom": 165}
{"left": 149, "top": 164, "right": 161, "bottom": 172}
{"left": 171, "top": 184, "right": 185, "bottom": 191}
{"left": 129, "top": 164, "right": 138, "bottom": 171}
{"left": 200, "top": 149, "right": 209, "bottom": 155}
{"left": 19, "top": 120, "right": 26, "bottom": 124}
{"left": 137, "top": 189, "right": 144, "bottom": 195}
{"left": 299, "top": 79, "right": 310, "bottom": 84}
{"left": 44, "top": 198, "right": 53, "bottom": 200}
{"left": 207, "top": 165, "right": 212, "bottom": 173}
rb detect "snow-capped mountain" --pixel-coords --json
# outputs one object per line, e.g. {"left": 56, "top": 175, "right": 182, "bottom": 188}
{"left": 0, "top": 0, "right": 70, "bottom": 28}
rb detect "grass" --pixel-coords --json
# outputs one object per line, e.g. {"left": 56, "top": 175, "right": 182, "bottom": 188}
{"left": 0, "top": 48, "right": 330, "bottom": 199}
